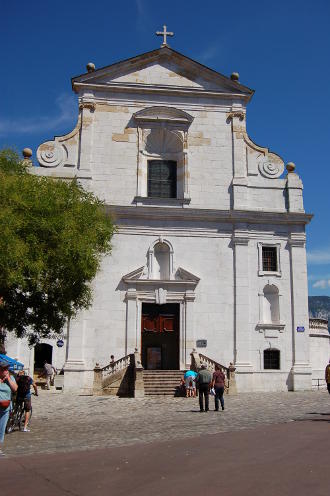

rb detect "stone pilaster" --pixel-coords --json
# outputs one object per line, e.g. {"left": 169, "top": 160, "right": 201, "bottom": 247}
{"left": 78, "top": 99, "right": 95, "bottom": 176}
{"left": 183, "top": 290, "right": 195, "bottom": 367}
{"left": 63, "top": 316, "right": 86, "bottom": 390}
{"left": 125, "top": 289, "right": 138, "bottom": 354}
{"left": 233, "top": 230, "right": 253, "bottom": 379}
{"left": 285, "top": 165, "right": 304, "bottom": 213}
{"left": 288, "top": 233, "right": 312, "bottom": 390}
{"left": 229, "top": 109, "right": 248, "bottom": 209}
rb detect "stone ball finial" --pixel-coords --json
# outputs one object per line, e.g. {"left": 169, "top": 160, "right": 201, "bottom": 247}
{"left": 230, "top": 72, "right": 239, "bottom": 81}
{"left": 86, "top": 62, "right": 95, "bottom": 73}
{"left": 286, "top": 162, "right": 296, "bottom": 173}
{"left": 22, "top": 148, "right": 32, "bottom": 158}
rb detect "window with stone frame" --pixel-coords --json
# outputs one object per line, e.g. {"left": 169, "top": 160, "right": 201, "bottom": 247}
{"left": 262, "top": 246, "right": 278, "bottom": 272}
{"left": 147, "top": 160, "right": 177, "bottom": 199}
{"left": 133, "top": 107, "right": 193, "bottom": 204}
{"left": 264, "top": 349, "right": 280, "bottom": 370}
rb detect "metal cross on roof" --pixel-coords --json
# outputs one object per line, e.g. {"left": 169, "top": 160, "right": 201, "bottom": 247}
{"left": 156, "top": 25, "right": 174, "bottom": 47}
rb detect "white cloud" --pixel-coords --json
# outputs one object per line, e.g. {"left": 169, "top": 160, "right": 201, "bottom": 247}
{"left": 135, "top": 0, "right": 152, "bottom": 34}
{"left": 197, "top": 42, "right": 222, "bottom": 63}
{"left": 0, "top": 93, "right": 77, "bottom": 136}
{"left": 307, "top": 248, "right": 330, "bottom": 265}
{"left": 312, "top": 279, "right": 330, "bottom": 289}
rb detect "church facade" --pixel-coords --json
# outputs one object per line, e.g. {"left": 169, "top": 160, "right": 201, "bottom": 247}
{"left": 7, "top": 43, "right": 315, "bottom": 392}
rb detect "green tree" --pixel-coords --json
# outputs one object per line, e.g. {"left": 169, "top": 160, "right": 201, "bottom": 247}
{"left": 0, "top": 149, "right": 115, "bottom": 344}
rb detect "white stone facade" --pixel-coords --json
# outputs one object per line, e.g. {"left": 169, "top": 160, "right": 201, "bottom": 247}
{"left": 12, "top": 47, "right": 318, "bottom": 392}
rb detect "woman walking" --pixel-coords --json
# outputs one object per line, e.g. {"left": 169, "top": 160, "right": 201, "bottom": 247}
{"left": 0, "top": 360, "right": 17, "bottom": 457}
{"left": 212, "top": 365, "right": 226, "bottom": 411}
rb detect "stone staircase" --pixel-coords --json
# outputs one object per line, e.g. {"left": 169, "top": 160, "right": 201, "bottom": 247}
{"left": 143, "top": 370, "right": 184, "bottom": 396}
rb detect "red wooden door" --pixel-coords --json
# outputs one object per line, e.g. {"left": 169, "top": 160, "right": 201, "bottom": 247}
{"left": 141, "top": 304, "right": 179, "bottom": 370}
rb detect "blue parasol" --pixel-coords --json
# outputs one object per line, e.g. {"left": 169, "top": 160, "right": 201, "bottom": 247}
{"left": 0, "top": 353, "right": 24, "bottom": 371}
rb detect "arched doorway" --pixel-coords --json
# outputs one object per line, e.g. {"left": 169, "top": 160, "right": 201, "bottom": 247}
{"left": 34, "top": 343, "right": 53, "bottom": 373}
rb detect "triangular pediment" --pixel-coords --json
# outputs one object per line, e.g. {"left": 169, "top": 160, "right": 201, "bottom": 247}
{"left": 122, "top": 265, "right": 200, "bottom": 284}
{"left": 72, "top": 47, "right": 253, "bottom": 97}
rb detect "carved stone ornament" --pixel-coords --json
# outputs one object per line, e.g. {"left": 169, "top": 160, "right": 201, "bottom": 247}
{"left": 79, "top": 102, "right": 96, "bottom": 112}
{"left": 258, "top": 160, "right": 284, "bottom": 179}
{"left": 37, "top": 141, "right": 67, "bottom": 168}
{"left": 227, "top": 111, "right": 245, "bottom": 121}
{"left": 144, "top": 128, "right": 183, "bottom": 155}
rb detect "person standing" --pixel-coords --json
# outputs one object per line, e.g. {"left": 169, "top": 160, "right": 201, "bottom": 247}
{"left": 325, "top": 360, "right": 330, "bottom": 394}
{"left": 16, "top": 370, "right": 38, "bottom": 432}
{"left": 43, "top": 361, "right": 56, "bottom": 390}
{"left": 0, "top": 361, "right": 17, "bottom": 457}
{"left": 195, "top": 363, "right": 212, "bottom": 412}
{"left": 212, "top": 365, "right": 226, "bottom": 411}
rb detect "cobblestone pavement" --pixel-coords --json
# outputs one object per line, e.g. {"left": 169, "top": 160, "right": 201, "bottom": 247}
{"left": 3, "top": 390, "right": 329, "bottom": 457}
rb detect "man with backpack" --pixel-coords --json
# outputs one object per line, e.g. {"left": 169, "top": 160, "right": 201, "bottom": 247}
{"left": 16, "top": 370, "right": 38, "bottom": 432}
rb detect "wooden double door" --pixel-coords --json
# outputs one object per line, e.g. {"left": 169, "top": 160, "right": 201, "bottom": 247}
{"left": 141, "top": 303, "right": 179, "bottom": 370}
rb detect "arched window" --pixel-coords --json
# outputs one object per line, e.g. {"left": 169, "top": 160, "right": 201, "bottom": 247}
{"left": 264, "top": 349, "right": 280, "bottom": 370}
{"left": 263, "top": 285, "right": 280, "bottom": 323}
{"left": 153, "top": 243, "right": 170, "bottom": 279}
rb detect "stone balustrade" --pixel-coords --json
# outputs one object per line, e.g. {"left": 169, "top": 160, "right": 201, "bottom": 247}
{"left": 190, "top": 349, "right": 237, "bottom": 395}
{"left": 309, "top": 318, "right": 329, "bottom": 336}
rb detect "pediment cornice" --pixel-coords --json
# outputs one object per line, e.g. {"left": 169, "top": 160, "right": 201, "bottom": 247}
{"left": 133, "top": 106, "right": 193, "bottom": 125}
{"left": 71, "top": 47, "right": 254, "bottom": 101}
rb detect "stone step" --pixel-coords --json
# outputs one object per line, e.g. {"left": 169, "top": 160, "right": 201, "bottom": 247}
{"left": 142, "top": 370, "right": 185, "bottom": 397}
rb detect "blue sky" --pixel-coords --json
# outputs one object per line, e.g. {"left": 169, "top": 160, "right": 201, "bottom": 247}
{"left": 1, "top": 0, "right": 330, "bottom": 296}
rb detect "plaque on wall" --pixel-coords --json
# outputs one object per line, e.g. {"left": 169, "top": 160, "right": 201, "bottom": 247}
{"left": 196, "top": 339, "right": 207, "bottom": 348}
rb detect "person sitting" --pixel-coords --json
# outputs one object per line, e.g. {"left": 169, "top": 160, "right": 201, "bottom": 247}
{"left": 16, "top": 370, "right": 38, "bottom": 432}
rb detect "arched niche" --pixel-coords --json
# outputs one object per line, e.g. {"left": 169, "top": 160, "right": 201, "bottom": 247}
{"left": 147, "top": 238, "right": 174, "bottom": 280}
{"left": 262, "top": 285, "right": 280, "bottom": 323}
{"left": 153, "top": 243, "right": 170, "bottom": 279}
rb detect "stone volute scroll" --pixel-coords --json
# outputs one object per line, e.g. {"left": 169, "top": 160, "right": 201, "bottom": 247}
{"left": 37, "top": 141, "right": 68, "bottom": 168}
{"left": 258, "top": 156, "right": 284, "bottom": 179}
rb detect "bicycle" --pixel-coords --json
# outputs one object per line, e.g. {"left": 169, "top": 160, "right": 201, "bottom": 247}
{"left": 6, "top": 398, "right": 33, "bottom": 433}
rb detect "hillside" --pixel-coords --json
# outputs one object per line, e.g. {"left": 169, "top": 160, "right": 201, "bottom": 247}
{"left": 308, "top": 296, "right": 330, "bottom": 330}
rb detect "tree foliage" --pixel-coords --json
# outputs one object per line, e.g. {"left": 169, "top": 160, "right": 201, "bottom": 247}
{"left": 0, "top": 149, "right": 115, "bottom": 344}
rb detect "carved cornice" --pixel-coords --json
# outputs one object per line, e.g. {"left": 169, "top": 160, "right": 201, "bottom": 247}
{"left": 108, "top": 205, "right": 313, "bottom": 226}
{"left": 288, "top": 234, "right": 306, "bottom": 248}
{"left": 73, "top": 82, "right": 251, "bottom": 101}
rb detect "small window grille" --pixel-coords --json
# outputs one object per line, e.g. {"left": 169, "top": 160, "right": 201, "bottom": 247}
{"left": 262, "top": 246, "right": 277, "bottom": 272}
{"left": 264, "top": 349, "right": 280, "bottom": 370}
{"left": 147, "top": 160, "right": 177, "bottom": 198}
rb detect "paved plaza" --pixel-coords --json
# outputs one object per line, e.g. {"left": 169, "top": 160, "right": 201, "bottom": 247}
{"left": 3, "top": 389, "right": 329, "bottom": 456}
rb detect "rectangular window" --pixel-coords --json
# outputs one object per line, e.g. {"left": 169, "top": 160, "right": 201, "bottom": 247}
{"left": 262, "top": 246, "right": 277, "bottom": 272}
{"left": 264, "top": 349, "right": 280, "bottom": 370}
{"left": 147, "top": 160, "right": 177, "bottom": 198}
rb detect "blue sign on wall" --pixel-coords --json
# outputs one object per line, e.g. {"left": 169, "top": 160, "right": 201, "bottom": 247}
{"left": 56, "top": 339, "right": 64, "bottom": 347}
{"left": 296, "top": 326, "right": 305, "bottom": 332}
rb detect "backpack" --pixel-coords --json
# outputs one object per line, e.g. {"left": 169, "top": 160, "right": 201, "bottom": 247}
{"left": 17, "top": 375, "right": 31, "bottom": 398}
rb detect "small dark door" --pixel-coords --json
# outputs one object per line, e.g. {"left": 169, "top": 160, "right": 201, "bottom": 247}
{"left": 34, "top": 343, "right": 53, "bottom": 374}
{"left": 141, "top": 303, "right": 179, "bottom": 370}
